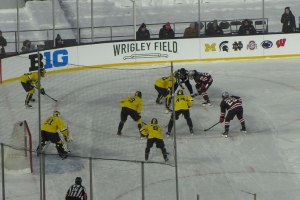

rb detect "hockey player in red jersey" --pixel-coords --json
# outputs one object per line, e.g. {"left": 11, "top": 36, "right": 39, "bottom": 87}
{"left": 219, "top": 91, "right": 246, "bottom": 137}
{"left": 188, "top": 70, "right": 213, "bottom": 106}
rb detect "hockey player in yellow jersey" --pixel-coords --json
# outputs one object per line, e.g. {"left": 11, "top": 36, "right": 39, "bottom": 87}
{"left": 166, "top": 89, "right": 194, "bottom": 136}
{"left": 20, "top": 69, "right": 46, "bottom": 108}
{"left": 117, "top": 91, "right": 143, "bottom": 136}
{"left": 37, "top": 111, "right": 72, "bottom": 159}
{"left": 140, "top": 118, "right": 168, "bottom": 161}
{"left": 154, "top": 75, "right": 176, "bottom": 112}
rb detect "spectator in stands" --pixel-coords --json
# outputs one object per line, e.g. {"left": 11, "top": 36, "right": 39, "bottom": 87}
{"left": 55, "top": 34, "right": 64, "bottom": 48}
{"left": 281, "top": 7, "right": 296, "bottom": 33}
{"left": 238, "top": 19, "right": 256, "bottom": 35}
{"left": 183, "top": 22, "right": 199, "bottom": 38}
{"left": 159, "top": 22, "right": 175, "bottom": 39}
{"left": 136, "top": 23, "right": 150, "bottom": 41}
{"left": 0, "top": 30, "right": 7, "bottom": 58}
{"left": 205, "top": 20, "right": 223, "bottom": 37}
{"left": 21, "top": 40, "right": 33, "bottom": 53}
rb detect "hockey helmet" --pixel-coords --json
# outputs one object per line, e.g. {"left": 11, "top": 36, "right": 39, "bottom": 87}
{"left": 75, "top": 177, "right": 82, "bottom": 185}
{"left": 222, "top": 91, "right": 230, "bottom": 99}
{"left": 135, "top": 91, "right": 142, "bottom": 98}
{"left": 151, "top": 118, "right": 158, "bottom": 125}
{"left": 188, "top": 70, "right": 196, "bottom": 80}
{"left": 53, "top": 111, "right": 60, "bottom": 117}
{"left": 179, "top": 68, "right": 186, "bottom": 74}
{"left": 177, "top": 89, "right": 184, "bottom": 95}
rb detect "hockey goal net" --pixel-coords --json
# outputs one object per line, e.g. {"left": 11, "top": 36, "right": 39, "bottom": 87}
{"left": 4, "top": 120, "right": 33, "bottom": 174}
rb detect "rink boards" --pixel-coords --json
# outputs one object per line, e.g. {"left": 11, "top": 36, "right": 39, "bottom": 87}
{"left": 1, "top": 33, "right": 300, "bottom": 83}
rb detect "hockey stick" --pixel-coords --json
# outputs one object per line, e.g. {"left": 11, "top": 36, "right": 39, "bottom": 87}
{"left": 204, "top": 122, "right": 220, "bottom": 131}
{"left": 44, "top": 93, "right": 58, "bottom": 102}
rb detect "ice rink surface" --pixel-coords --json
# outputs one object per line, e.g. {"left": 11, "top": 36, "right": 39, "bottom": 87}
{"left": 1, "top": 57, "right": 300, "bottom": 199}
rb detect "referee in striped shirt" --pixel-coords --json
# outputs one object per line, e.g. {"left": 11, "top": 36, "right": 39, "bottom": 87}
{"left": 66, "top": 177, "right": 87, "bottom": 200}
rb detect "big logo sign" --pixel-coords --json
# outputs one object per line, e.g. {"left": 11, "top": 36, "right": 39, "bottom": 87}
{"left": 28, "top": 49, "right": 69, "bottom": 71}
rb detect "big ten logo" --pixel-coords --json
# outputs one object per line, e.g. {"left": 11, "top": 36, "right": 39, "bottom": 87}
{"left": 28, "top": 49, "right": 69, "bottom": 71}
{"left": 205, "top": 43, "right": 216, "bottom": 52}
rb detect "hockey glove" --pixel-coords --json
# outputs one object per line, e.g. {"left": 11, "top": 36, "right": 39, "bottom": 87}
{"left": 41, "top": 88, "right": 45, "bottom": 95}
{"left": 64, "top": 135, "right": 73, "bottom": 143}
{"left": 219, "top": 116, "right": 224, "bottom": 123}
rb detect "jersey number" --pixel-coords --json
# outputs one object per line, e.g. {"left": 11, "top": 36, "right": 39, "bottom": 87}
{"left": 225, "top": 98, "right": 237, "bottom": 106}
{"left": 46, "top": 118, "right": 54, "bottom": 125}
{"left": 129, "top": 97, "right": 136, "bottom": 103}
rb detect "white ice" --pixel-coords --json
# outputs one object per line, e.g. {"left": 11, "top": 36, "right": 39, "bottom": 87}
{"left": 1, "top": 57, "right": 300, "bottom": 199}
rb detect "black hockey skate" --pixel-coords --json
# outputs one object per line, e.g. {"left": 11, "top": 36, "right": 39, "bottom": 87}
{"left": 190, "top": 128, "right": 194, "bottom": 135}
{"left": 202, "top": 100, "right": 211, "bottom": 106}
{"left": 240, "top": 127, "right": 247, "bottom": 133}
{"left": 222, "top": 131, "right": 229, "bottom": 138}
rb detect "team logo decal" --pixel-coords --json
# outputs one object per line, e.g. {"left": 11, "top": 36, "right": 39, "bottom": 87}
{"left": 247, "top": 40, "right": 257, "bottom": 50}
{"left": 219, "top": 41, "right": 229, "bottom": 52}
{"left": 232, "top": 41, "right": 243, "bottom": 51}
{"left": 205, "top": 43, "right": 217, "bottom": 52}
{"left": 261, "top": 40, "right": 273, "bottom": 49}
{"left": 276, "top": 38, "right": 286, "bottom": 48}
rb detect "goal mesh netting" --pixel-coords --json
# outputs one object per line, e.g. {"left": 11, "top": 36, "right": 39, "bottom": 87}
{"left": 4, "top": 120, "right": 33, "bottom": 174}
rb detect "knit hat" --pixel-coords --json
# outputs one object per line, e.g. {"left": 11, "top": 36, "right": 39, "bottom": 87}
{"left": 141, "top": 23, "right": 146, "bottom": 28}
{"left": 165, "top": 22, "right": 171, "bottom": 29}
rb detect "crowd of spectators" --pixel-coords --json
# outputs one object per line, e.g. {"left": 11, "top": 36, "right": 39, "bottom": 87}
{"left": 0, "top": 6, "right": 299, "bottom": 56}
{"left": 134, "top": 6, "right": 298, "bottom": 41}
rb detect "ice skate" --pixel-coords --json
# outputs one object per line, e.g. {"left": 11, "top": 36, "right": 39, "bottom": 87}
{"left": 190, "top": 128, "right": 194, "bottom": 135}
{"left": 202, "top": 100, "right": 211, "bottom": 106}
{"left": 240, "top": 127, "right": 247, "bottom": 133}
{"left": 222, "top": 131, "right": 228, "bottom": 138}
{"left": 25, "top": 103, "right": 33, "bottom": 109}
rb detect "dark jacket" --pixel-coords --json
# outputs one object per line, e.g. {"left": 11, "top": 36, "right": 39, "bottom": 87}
{"left": 281, "top": 11, "right": 296, "bottom": 33}
{"left": 159, "top": 25, "right": 175, "bottom": 39}
{"left": 183, "top": 23, "right": 199, "bottom": 38}
{"left": 136, "top": 24, "right": 150, "bottom": 41}
{"left": 238, "top": 20, "right": 256, "bottom": 35}
{"left": 206, "top": 23, "right": 223, "bottom": 36}
{"left": 0, "top": 35, "right": 7, "bottom": 58}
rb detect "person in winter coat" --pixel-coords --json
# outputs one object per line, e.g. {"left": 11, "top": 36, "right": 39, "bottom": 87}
{"left": 0, "top": 30, "right": 7, "bottom": 58}
{"left": 183, "top": 22, "right": 199, "bottom": 38}
{"left": 159, "top": 22, "right": 175, "bottom": 39}
{"left": 281, "top": 7, "right": 296, "bottom": 33}
{"left": 238, "top": 19, "right": 256, "bottom": 35}
{"left": 136, "top": 23, "right": 150, "bottom": 41}
{"left": 206, "top": 20, "right": 223, "bottom": 37}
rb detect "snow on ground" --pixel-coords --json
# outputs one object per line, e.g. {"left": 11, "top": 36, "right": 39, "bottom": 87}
{"left": 1, "top": 57, "right": 300, "bottom": 199}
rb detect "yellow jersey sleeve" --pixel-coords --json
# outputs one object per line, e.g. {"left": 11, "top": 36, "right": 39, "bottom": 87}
{"left": 120, "top": 96, "right": 143, "bottom": 113}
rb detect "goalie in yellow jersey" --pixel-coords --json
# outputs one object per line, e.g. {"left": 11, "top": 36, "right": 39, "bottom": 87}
{"left": 166, "top": 89, "right": 194, "bottom": 136}
{"left": 140, "top": 118, "right": 169, "bottom": 162}
{"left": 117, "top": 91, "right": 143, "bottom": 136}
{"left": 20, "top": 69, "right": 46, "bottom": 108}
{"left": 154, "top": 75, "right": 176, "bottom": 112}
{"left": 37, "top": 111, "right": 72, "bottom": 159}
